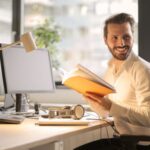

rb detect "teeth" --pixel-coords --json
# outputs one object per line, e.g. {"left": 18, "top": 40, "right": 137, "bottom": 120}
{"left": 116, "top": 48, "right": 126, "bottom": 52}
{"left": 115, "top": 49, "right": 127, "bottom": 54}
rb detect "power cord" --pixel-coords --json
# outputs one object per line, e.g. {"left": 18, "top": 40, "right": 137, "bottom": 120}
{"left": 84, "top": 111, "right": 119, "bottom": 135}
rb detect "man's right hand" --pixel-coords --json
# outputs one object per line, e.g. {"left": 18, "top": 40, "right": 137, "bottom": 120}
{"left": 83, "top": 92, "right": 111, "bottom": 117}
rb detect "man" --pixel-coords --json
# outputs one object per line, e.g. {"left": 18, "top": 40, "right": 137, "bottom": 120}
{"left": 75, "top": 13, "right": 150, "bottom": 150}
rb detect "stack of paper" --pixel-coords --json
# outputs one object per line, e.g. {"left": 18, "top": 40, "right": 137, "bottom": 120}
{"left": 38, "top": 117, "right": 93, "bottom": 126}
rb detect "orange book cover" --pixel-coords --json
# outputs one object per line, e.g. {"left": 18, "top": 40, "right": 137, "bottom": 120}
{"left": 61, "top": 64, "right": 115, "bottom": 96}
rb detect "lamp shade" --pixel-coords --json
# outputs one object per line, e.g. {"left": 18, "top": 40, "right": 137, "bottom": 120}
{"left": 20, "top": 32, "right": 37, "bottom": 52}
{"left": 0, "top": 32, "right": 37, "bottom": 52}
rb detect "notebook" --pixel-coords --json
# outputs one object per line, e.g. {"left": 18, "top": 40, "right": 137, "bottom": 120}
{"left": 37, "top": 117, "right": 94, "bottom": 126}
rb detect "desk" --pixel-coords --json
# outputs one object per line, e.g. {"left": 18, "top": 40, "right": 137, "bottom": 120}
{"left": 0, "top": 118, "right": 113, "bottom": 150}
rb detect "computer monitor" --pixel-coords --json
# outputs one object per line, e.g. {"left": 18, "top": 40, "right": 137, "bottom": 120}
{"left": 0, "top": 49, "right": 11, "bottom": 109}
{"left": 1, "top": 45, "right": 55, "bottom": 112}
{"left": 0, "top": 52, "right": 5, "bottom": 94}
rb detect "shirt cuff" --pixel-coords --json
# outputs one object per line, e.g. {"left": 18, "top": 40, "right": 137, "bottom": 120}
{"left": 109, "top": 102, "right": 126, "bottom": 117}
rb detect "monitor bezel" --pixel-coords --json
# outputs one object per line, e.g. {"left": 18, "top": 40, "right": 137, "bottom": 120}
{"left": 1, "top": 45, "right": 55, "bottom": 94}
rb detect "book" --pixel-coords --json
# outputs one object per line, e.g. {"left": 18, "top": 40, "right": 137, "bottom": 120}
{"left": 61, "top": 64, "right": 115, "bottom": 96}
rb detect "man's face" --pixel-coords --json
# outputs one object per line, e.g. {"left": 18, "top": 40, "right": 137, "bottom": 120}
{"left": 104, "top": 23, "right": 134, "bottom": 60}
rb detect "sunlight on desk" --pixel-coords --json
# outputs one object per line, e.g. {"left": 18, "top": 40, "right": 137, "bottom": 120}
{"left": 0, "top": 117, "right": 113, "bottom": 150}
{"left": 37, "top": 117, "right": 97, "bottom": 126}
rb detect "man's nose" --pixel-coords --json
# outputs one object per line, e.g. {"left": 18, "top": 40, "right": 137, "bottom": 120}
{"left": 117, "top": 38, "right": 125, "bottom": 46}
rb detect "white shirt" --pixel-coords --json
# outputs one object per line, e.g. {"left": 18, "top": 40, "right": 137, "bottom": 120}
{"left": 104, "top": 52, "right": 150, "bottom": 135}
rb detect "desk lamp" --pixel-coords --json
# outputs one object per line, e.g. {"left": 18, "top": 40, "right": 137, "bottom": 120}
{"left": 0, "top": 32, "right": 37, "bottom": 113}
{"left": 0, "top": 32, "right": 37, "bottom": 52}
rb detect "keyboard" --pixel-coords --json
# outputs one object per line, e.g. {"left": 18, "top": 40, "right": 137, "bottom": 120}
{"left": 0, "top": 114, "right": 25, "bottom": 124}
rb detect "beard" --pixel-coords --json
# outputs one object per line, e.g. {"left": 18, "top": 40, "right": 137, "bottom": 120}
{"left": 107, "top": 45, "right": 132, "bottom": 60}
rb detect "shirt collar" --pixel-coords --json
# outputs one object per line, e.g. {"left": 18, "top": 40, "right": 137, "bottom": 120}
{"left": 108, "top": 52, "right": 138, "bottom": 72}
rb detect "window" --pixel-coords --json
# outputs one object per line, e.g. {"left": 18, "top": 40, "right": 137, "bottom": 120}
{"left": 24, "top": 0, "right": 138, "bottom": 82}
{"left": 1, "top": 0, "right": 138, "bottom": 82}
{"left": 0, "top": 0, "right": 12, "bottom": 43}
{"left": 0, "top": 0, "right": 139, "bottom": 104}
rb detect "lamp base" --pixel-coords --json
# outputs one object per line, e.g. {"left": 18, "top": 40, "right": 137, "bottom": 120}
{"left": 3, "top": 94, "right": 15, "bottom": 109}
{"left": 16, "top": 93, "right": 29, "bottom": 112}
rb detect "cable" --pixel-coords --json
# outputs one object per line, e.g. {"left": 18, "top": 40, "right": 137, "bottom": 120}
{"left": 105, "top": 126, "right": 110, "bottom": 138}
{"left": 100, "top": 127, "right": 102, "bottom": 139}
{"left": 100, "top": 118, "right": 120, "bottom": 135}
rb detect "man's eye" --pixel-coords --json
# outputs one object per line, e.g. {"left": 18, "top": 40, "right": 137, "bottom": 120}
{"left": 112, "top": 36, "right": 118, "bottom": 40}
{"left": 123, "top": 35, "right": 130, "bottom": 40}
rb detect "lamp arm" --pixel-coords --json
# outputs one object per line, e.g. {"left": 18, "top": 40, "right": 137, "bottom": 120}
{"left": 0, "top": 41, "right": 20, "bottom": 51}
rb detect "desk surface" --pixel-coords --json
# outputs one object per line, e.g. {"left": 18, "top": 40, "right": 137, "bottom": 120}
{"left": 0, "top": 118, "right": 111, "bottom": 150}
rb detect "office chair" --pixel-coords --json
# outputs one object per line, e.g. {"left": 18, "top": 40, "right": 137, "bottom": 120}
{"left": 74, "top": 134, "right": 150, "bottom": 150}
{"left": 114, "top": 118, "right": 150, "bottom": 150}
{"left": 120, "top": 134, "right": 150, "bottom": 150}
{"left": 74, "top": 120, "right": 150, "bottom": 150}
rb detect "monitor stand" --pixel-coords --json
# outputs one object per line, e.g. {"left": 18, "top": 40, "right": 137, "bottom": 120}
{"left": 3, "top": 93, "right": 29, "bottom": 113}
{"left": 15, "top": 93, "right": 29, "bottom": 113}
{"left": 4, "top": 94, "right": 15, "bottom": 109}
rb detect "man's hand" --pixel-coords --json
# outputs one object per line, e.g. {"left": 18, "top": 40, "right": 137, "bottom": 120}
{"left": 84, "top": 92, "right": 112, "bottom": 113}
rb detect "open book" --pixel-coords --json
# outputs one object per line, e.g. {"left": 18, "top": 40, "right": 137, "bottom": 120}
{"left": 61, "top": 64, "right": 115, "bottom": 96}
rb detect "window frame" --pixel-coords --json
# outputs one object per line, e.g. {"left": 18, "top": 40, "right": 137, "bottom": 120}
{"left": 12, "top": 0, "right": 150, "bottom": 88}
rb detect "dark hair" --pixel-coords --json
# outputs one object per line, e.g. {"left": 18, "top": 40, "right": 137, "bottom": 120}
{"left": 104, "top": 13, "right": 135, "bottom": 38}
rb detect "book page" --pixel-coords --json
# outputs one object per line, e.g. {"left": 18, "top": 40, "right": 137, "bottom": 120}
{"left": 63, "top": 64, "right": 114, "bottom": 90}
{"left": 63, "top": 76, "right": 114, "bottom": 95}
{"left": 61, "top": 67, "right": 94, "bottom": 83}
{"left": 60, "top": 64, "right": 115, "bottom": 91}
{"left": 77, "top": 64, "right": 114, "bottom": 90}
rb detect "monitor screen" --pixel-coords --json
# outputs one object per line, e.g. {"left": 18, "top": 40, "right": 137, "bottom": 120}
{"left": 1, "top": 45, "right": 55, "bottom": 111}
{"left": 2, "top": 45, "right": 55, "bottom": 93}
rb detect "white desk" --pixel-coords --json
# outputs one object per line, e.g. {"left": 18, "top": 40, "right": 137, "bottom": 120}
{"left": 0, "top": 118, "right": 113, "bottom": 150}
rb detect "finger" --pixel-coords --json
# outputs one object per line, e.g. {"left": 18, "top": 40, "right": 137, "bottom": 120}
{"left": 84, "top": 95, "right": 96, "bottom": 101}
{"left": 85, "top": 93, "right": 103, "bottom": 102}
{"left": 84, "top": 95, "right": 102, "bottom": 105}
{"left": 86, "top": 91, "right": 104, "bottom": 97}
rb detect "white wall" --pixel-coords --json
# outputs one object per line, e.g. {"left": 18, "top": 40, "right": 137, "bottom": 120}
{"left": 29, "top": 89, "right": 86, "bottom": 104}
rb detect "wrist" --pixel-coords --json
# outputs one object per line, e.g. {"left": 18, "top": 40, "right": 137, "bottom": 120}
{"left": 104, "top": 97, "right": 112, "bottom": 110}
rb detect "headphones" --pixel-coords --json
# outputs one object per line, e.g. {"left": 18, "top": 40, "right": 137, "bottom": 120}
{"left": 48, "top": 105, "right": 85, "bottom": 120}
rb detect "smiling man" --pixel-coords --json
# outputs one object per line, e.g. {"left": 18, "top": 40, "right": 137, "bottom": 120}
{"left": 75, "top": 13, "right": 150, "bottom": 150}
{"left": 105, "top": 23, "right": 132, "bottom": 60}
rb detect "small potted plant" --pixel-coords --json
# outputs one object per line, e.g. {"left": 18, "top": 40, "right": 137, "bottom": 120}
{"left": 33, "top": 19, "right": 61, "bottom": 69}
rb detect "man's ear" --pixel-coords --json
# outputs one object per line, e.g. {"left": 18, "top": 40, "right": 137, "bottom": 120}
{"left": 104, "top": 36, "right": 107, "bottom": 44}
